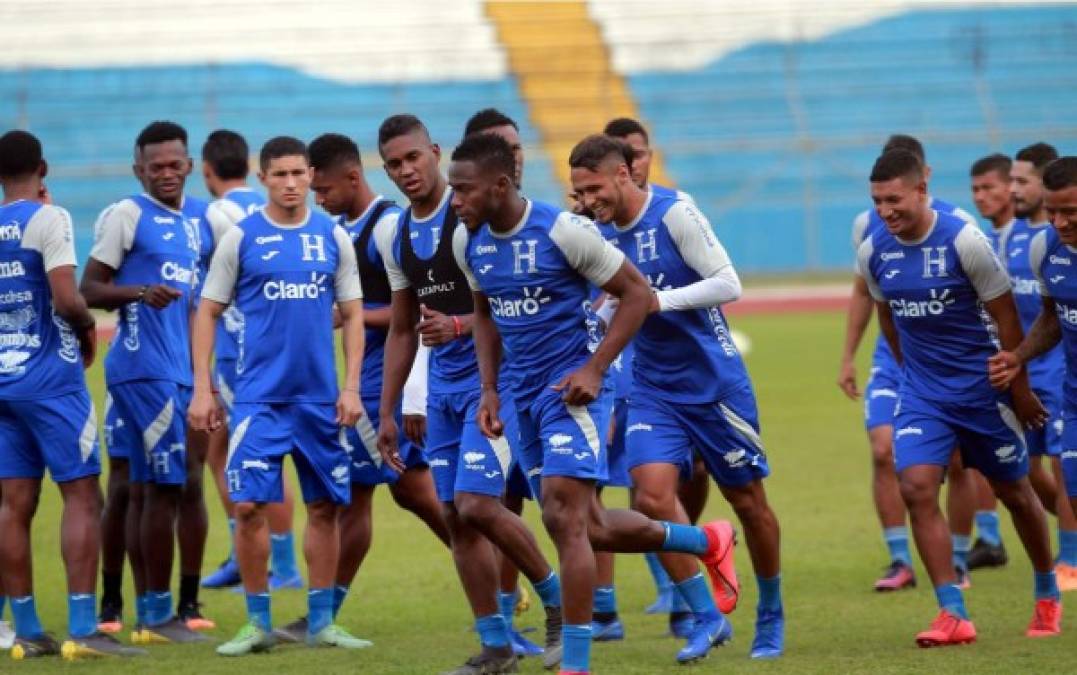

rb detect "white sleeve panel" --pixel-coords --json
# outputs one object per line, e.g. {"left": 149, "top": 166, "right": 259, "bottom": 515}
{"left": 857, "top": 236, "right": 883, "bottom": 301}
{"left": 955, "top": 223, "right": 1012, "bottom": 302}
{"left": 951, "top": 206, "right": 980, "bottom": 229}
{"left": 654, "top": 201, "right": 741, "bottom": 310}
{"left": 1029, "top": 229, "right": 1050, "bottom": 297}
{"left": 657, "top": 269, "right": 742, "bottom": 311}
{"left": 373, "top": 212, "right": 409, "bottom": 291}
{"left": 333, "top": 225, "right": 363, "bottom": 302}
{"left": 205, "top": 200, "right": 245, "bottom": 245}
{"left": 851, "top": 210, "right": 872, "bottom": 275}
{"left": 549, "top": 212, "right": 625, "bottom": 287}
{"left": 23, "top": 205, "right": 77, "bottom": 271}
{"left": 452, "top": 225, "right": 480, "bottom": 291}
{"left": 89, "top": 198, "right": 140, "bottom": 269}
{"left": 402, "top": 342, "right": 429, "bottom": 416}
{"left": 200, "top": 226, "right": 243, "bottom": 304}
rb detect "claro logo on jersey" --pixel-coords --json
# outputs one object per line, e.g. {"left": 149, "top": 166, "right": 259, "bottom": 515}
{"left": 889, "top": 288, "right": 956, "bottom": 317}
{"left": 488, "top": 287, "right": 551, "bottom": 318}
{"left": 0, "top": 261, "right": 26, "bottom": 278}
{"left": 160, "top": 261, "right": 194, "bottom": 285}
{"left": 263, "top": 271, "right": 329, "bottom": 300}
{"left": 1056, "top": 302, "right": 1077, "bottom": 326}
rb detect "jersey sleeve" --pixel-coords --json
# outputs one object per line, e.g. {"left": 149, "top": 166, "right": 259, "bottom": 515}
{"left": 954, "top": 223, "right": 1012, "bottom": 302}
{"left": 89, "top": 198, "right": 139, "bottom": 269}
{"left": 655, "top": 201, "right": 741, "bottom": 310}
{"left": 23, "top": 205, "right": 78, "bottom": 272}
{"left": 200, "top": 226, "right": 243, "bottom": 304}
{"left": 850, "top": 210, "right": 871, "bottom": 274}
{"left": 402, "top": 342, "right": 429, "bottom": 416}
{"left": 332, "top": 225, "right": 363, "bottom": 302}
{"left": 205, "top": 200, "right": 246, "bottom": 245}
{"left": 1029, "top": 229, "right": 1050, "bottom": 297}
{"left": 451, "top": 225, "right": 480, "bottom": 291}
{"left": 952, "top": 206, "right": 980, "bottom": 229}
{"left": 549, "top": 212, "right": 625, "bottom": 287}
{"left": 373, "top": 212, "right": 409, "bottom": 291}
{"left": 856, "top": 236, "right": 884, "bottom": 301}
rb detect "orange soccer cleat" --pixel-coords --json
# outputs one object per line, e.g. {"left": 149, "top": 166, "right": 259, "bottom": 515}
{"left": 1055, "top": 562, "right": 1077, "bottom": 592}
{"left": 1026, "top": 598, "right": 1062, "bottom": 637}
{"left": 915, "top": 610, "right": 977, "bottom": 648}
{"left": 699, "top": 520, "right": 739, "bottom": 614}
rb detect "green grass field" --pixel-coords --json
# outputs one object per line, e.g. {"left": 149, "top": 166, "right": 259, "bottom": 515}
{"left": 12, "top": 310, "right": 1075, "bottom": 673}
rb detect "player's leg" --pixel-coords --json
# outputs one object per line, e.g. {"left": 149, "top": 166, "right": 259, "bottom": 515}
{"left": 968, "top": 470, "right": 1007, "bottom": 570}
{"left": 0, "top": 482, "right": 8, "bottom": 651}
{"left": 0, "top": 476, "right": 54, "bottom": 657}
{"left": 334, "top": 484, "right": 374, "bottom": 615}
{"left": 203, "top": 362, "right": 242, "bottom": 589}
{"left": 177, "top": 428, "right": 211, "bottom": 628}
{"left": 267, "top": 491, "right": 301, "bottom": 589}
{"left": 489, "top": 477, "right": 543, "bottom": 658}
{"left": 678, "top": 454, "right": 709, "bottom": 524}
{"left": 592, "top": 487, "right": 624, "bottom": 642}
{"left": 946, "top": 454, "right": 975, "bottom": 588}
{"left": 388, "top": 461, "right": 451, "bottom": 547}
{"left": 1029, "top": 455, "right": 1059, "bottom": 515}
{"left": 1052, "top": 456, "right": 1077, "bottom": 590}
{"left": 99, "top": 393, "right": 131, "bottom": 630}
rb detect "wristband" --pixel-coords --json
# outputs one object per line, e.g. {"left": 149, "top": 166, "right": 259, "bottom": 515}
{"left": 137, "top": 285, "right": 149, "bottom": 303}
{"left": 452, "top": 315, "right": 462, "bottom": 338}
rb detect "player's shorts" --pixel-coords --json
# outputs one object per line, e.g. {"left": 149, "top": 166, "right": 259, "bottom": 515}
{"left": 1026, "top": 386, "right": 1062, "bottom": 457}
{"left": 625, "top": 384, "right": 769, "bottom": 488}
{"left": 893, "top": 391, "right": 1028, "bottom": 482}
{"left": 226, "top": 402, "right": 351, "bottom": 505}
{"left": 109, "top": 380, "right": 191, "bottom": 485}
{"left": 343, "top": 396, "right": 427, "bottom": 487}
{"left": 601, "top": 395, "right": 631, "bottom": 489}
{"left": 215, "top": 358, "right": 238, "bottom": 415}
{"left": 864, "top": 365, "right": 901, "bottom": 431}
{"left": 0, "top": 390, "right": 100, "bottom": 483}
{"left": 515, "top": 386, "right": 609, "bottom": 502}
{"left": 427, "top": 389, "right": 515, "bottom": 503}
{"left": 102, "top": 389, "right": 132, "bottom": 461}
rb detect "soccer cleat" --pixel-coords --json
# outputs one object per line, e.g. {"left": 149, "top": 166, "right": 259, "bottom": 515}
{"left": 955, "top": 566, "right": 971, "bottom": 590}
{"left": 515, "top": 586, "right": 531, "bottom": 616}
{"left": 441, "top": 645, "right": 518, "bottom": 674}
{"left": 61, "top": 632, "right": 147, "bottom": 660}
{"left": 307, "top": 624, "right": 373, "bottom": 649}
{"left": 129, "top": 624, "right": 146, "bottom": 645}
{"left": 591, "top": 616, "right": 624, "bottom": 642}
{"left": 202, "top": 558, "right": 242, "bottom": 589}
{"left": 0, "top": 621, "right": 15, "bottom": 650}
{"left": 644, "top": 585, "right": 675, "bottom": 614}
{"left": 1055, "top": 562, "right": 1077, "bottom": 592}
{"left": 967, "top": 538, "right": 1007, "bottom": 570}
{"left": 915, "top": 610, "right": 976, "bottom": 647}
{"left": 750, "top": 607, "right": 785, "bottom": 659}
{"left": 509, "top": 629, "right": 543, "bottom": 656}
{"left": 272, "top": 616, "right": 308, "bottom": 644}
{"left": 541, "top": 605, "right": 562, "bottom": 670}
{"left": 874, "top": 561, "right": 916, "bottom": 592}
{"left": 699, "top": 520, "right": 739, "bottom": 614}
{"left": 10, "top": 633, "right": 60, "bottom": 660}
{"left": 676, "top": 613, "right": 732, "bottom": 664}
{"left": 97, "top": 602, "right": 123, "bottom": 634}
{"left": 217, "top": 623, "right": 276, "bottom": 656}
{"left": 668, "top": 611, "right": 694, "bottom": 639}
{"left": 177, "top": 601, "right": 216, "bottom": 631}
{"left": 139, "top": 617, "right": 208, "bottom": 644}
{"left": 1025, "top": 598, "right": 1062, "bottom": 637}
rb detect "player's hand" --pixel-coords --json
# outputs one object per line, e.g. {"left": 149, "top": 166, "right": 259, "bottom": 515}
{"left": 76, "top": 322, "right": 96, "bottom": 369}
{"left": 417, "top": 304, "right": 457, "bottom": 346}
{"left": 336, "top": 389, "right": 363, "bottom": 427}
{"left": 1012, "top": 384, "right": 1048, "bottom": 430}
{"left": 188, "top": 388, "right": 224, "bottom": 432}
{"left": 987, "top": 350, "right": 1022, "bottom": 390}
{"left": 142, "top": 284, "right": 183, "bottom": 309}
{"left": 478, "top": 388, "right": 504, "bottom": 440}
{"left": 377, "top": 415, "right": 406, "bottom": 473}
{"left": 552, "top": 361, "right": 602, "bottom": 406}
{"left": 648, "top": 290, "right": 661, "bottom": 314}
{"left": 837, "top": 360, "right": 860, "bottom": 400}
{"left": 403, "top": 413, "right": 426, "bottom": 447}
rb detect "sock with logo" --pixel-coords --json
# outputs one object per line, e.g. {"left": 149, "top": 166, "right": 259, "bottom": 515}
{"left": 660, "top": 523, "right": 709, "bottom": 555}
{"left": 974, "top": 511, "right": 1002, "bottom": 547}
{"left": 246, "top": 592, "right": 271, "bottom": 631}
{"left": 561, "top": 624, "right": 593, "bottom": 672}
{"left": 1035, "top": 571, "right": 1061, "bottom": 601}
{"left": 674, "top": 574, "right": 718, "bottom": 618}
{"left": 951, "top": 535, "right": 971, "bottom": 572}
{"left": 1058, "top": 529, "right": 1077, "bottom": 567}
{"left": 475, "top": 614, "right": 510, "bottom": 648}
{"left": 332, "top": 584, "right": 350, "bottom": 619}
{"left": 68, "top": 593, "right": 97, "bottom": 638}
{"left": 146, "top": 590, "right": 172, "bottom": 627}
{"left": 307, "top": 588, "right": 334, "bottom": 636}
{"left": 935, "top": 584, "right": 968, "bottom": 620}
{"left": 532, "top": 571, "right": 562, "bottom": 608}
{"left": 270, "top": 532, "right": 300, "bottom": 580}
{"left": 883, "top": 526, "right": 912, "bottom": 566}
{"left": 10, "top": 595, "right": 44, "bottom": 639}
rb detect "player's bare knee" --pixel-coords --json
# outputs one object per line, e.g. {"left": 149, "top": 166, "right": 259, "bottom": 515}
{"left": 455, "top": 492, "right": 497, "bottom": 529}
{"left": 898, "top": 473, "right": 936, "bottom": 508}
{"left": 632, "top": 486, "right": 675, "bottom": 519}
{"left": 233, "top": 501, "right": 264, "bottom": 525}
{"left": 305, "top": 500, "right": 340, "bottom": 526}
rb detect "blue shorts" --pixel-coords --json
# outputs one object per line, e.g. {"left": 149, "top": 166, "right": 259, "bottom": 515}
{"left": 864, "top": 365, "right": 900, "bottom": 430}
{"left": 601, "top": 396, "right": 631, "bottom": 488}
{"left": 227, "top": 402, "right": 351, "bottom": 505}
{"left": 1060, "top": 406, "right": 1077, "bottom": 497}
{"left": 505, "top": 461, "right": 534, "bottom": 500}
{"left": 344, "top": 396, "right": 426, "bottom": 486}
{"left": 109, "top": 381, "right": 190, "bottom": 485}
{"left": 102, "top": 389, "right": 132, "bottom": 461}
{"left": 215, "top": 358, "right": 238, "bottom": 414}
{"left": 893, "top": 392, "right": 1028, "bottom": 482}
{"left": 0, "top": 391, "right": 100, "bottom": 483}
{"left": 1026, "top": 387, "right": 1062, "bottom": 457}
{"left": 516, "top": 387, "right": 609, "bottom": 502}
{"left": 625, "top": 384, "right": 769, "bottom": 488}
{"left": 427, "top": 390, "right": 515, "bottom": 503}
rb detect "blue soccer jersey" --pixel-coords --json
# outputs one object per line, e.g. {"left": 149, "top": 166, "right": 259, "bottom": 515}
{"left": 91, "top": 194, "right": 200, "bottom": 386}
{"left": 186, "top": 195, "right": 210, "bottom": 302}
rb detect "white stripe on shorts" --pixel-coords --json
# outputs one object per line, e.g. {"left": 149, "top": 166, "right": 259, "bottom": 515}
{"left": 719, "top": 402, "right": 765, "bottom": 453}
{"left": 354, "top": 414, "right": 382, "bottom": 467}
{"left": 996, "top": 401, "right": 1028, "bottom": 455}
{"left": 80, "top": 400, "right": 98, "bottom": 463}
{"left": 490, "top": 434, "right": 512, "bottom": 475}
{"left": 226, "top": 416, "right": 253, "bottom": 469}
{"left": 142, "top": 397, "right": 174, "bottom": 454}
{"left": 567, "top": 404, "right": 601, "bottom": 459}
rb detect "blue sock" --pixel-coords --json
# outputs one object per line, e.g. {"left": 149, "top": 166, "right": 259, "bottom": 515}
{"left": 1059, "top": 530, "right": 1077, "bottom": 566}
{"left": 952, "top": 535, "right": 971, "bottom": 571}
{"left": 308, "top": 588, "right": 334, "bottom": 635}
{"left": 644, "top": 552, "right": 673, "bottom": 590}
{"left": 332, "top": 584, "right": 349, "bottom": 619}
{"left": 147, "top": 590, "right": 172, "bottom": 626}
{"left": 671, "top": 585, "right": 690, "bottom": 613}
{"left": 883, "top": 526, "right": 911, "bottom": 566}
{"left": 1035, "top": 571, "right": 1060, "bottom": 601}
{"left": 10, "top": 595, "right": 43, "bottom": 639}
{"left": 661, "top": 522, "right": 709, "bottom": 555}
{"left": 935, "top": 583, "right": 968, "bottom": 620}
{"left": 270, "top": 532, "right": 299, "bottom": 579}
{"left": 227, "top": 518, "right": 237, "bottom": 561}
{"left": 532, "top": 571, "right": 561, "bottom": 608}
{"left": 135, "top": 594, "right": 149, "bottom": 626}
{"left": 562, "top": 624, "right": 593, "bottom": 672}
{"left": 498, "top": 591, "right": 517, "bottom": 629}
{"left": 675, "top": 573, "right": 718, "bottom": 617}
{"left": 757, "top": 574, "right": 783, "bottom": 613}
{"left": 246, "top": 592, "right": 271, "bottom": 631}
{"left": 593, "top": 585, "right": 617, "bottom": 615}
{"left": 475, "top": 613, "right": 510, "bottom": 648}
{"left": 975, "top": 511, "right": 1001, "bottom": 547}
{"left": 68, "top": 593, "right": 97, "bottom": 638}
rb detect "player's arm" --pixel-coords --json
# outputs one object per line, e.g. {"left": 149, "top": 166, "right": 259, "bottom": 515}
{"left": 401, "top": 342, "right": 429, "bottom": 445}
{"left": 874, "top": 300, "right": 902, "bottom": 366}
{"left": 838, "top": 211, "right": 875, "bottom": 399}
{"left": 332, "top": 225, "right": 365, "bottom": 426}
{"left": 857, "top": 234, "right": 903, "bottom": 366}
{"left": 651, "top": 201, "right": 742, "bottom": 311}
{"left": 31, "top": 207, "right": 96, "bottom": 367}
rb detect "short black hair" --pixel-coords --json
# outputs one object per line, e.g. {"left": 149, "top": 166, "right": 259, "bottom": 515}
{"left": 378, "top": 114, "right": 429, "bottom": 149}
{"left": 308, "top": 133, "right": 361, "bottom": 172}
{"left": 136, "top": 120, "right": 187, "bottom": 152}
{"left": 569, "top": 134, "right": 634, "bottom": 172}
{"left": 870, "top": 149, "right": 924, "bottom": 183}
{"left": 970, "top": 153, "right": 1011, "bottom": 178}
{"left": 604, "top": 117, "right": 649, "bottom": 144}
{"left": 882, "top": 134, "right": 925, "bottom": 163}
{"left": 259, "top": 136, "right": 308, "bottom": 171}
{"left": 0, "top": 130, "right": 43, "bottom": 179}
{"left": 451, "top": 132, "right": 515, "bottom": 180}
{"left": 464, "top": 109, "right": 518, "bottom": 138}
{"left": 202, "top": 129, "right": 250, "bottom": 180}
{"left": 1043, "top": 157, "right": 1077, "bottom": 192}
{"left": 1015, "top": 142, "right": 1059, "bottom": 173}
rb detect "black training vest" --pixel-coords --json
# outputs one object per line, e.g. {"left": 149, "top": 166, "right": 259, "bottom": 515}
{"left": 399, "top": 202, "right": 473, "bottom": 315}
{"left": 354, "top": 199, "right": 396, "bottom": 305}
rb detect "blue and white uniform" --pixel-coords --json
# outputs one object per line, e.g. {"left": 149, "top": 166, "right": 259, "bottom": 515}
{"left": 859, "top": 211, "right": 1027, "bottom": 480}
{"left": 0, "top": 201, "right": 99, "bottom": 483}
{"left": 599, "top": 192, "right": 767, "bottom": 487}
{"left": 201, "top": 208, "right": 361, "bottom": 505}
{"left": 999, "top": 219, "right": 1064, "bottom": 456}
{"left": 91, "top": 194, "right": 199, "bottom": 484}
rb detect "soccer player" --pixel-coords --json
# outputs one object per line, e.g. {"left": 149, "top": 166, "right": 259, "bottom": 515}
{"left": 1007, "top": 143, "right": 1077, "bottom": 587}
{"left": 188, "top": 136, "right": 368, "bottom": 655}
{"left": 80, "top": 121, "right": 205, "bottom": 644}
{"left": 838, "top": 134, "right": 981, "bottom": 591}
{"left": 452, "top": 132, "right": 738, "bottom": 673}
{"left": 0, "top": 130, "right": 143, "bottom": 660}
{"left": 571, "top": 134, "right": 781, "bottom": 659}
{"left": 860, "top": 149, "right": 1060, "bottom": 645}
{"left": 196, "top": 129, "right": 303, "bottom": 593}
{"left": 374, "top": 114, "right": 564, "bottom": 674}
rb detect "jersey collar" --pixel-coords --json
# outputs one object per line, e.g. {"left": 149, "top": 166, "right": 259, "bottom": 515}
{"left": 613, "top": 189, "right": 653, "bottom": 233}
{"left": 895, "top": 210, "right": 939, "bottom": 246}
{"left": 411, "top": 184, "right": 451, "bottom": 224}
{"left": 489, "top": 199, "right": 532, "bottom": 239}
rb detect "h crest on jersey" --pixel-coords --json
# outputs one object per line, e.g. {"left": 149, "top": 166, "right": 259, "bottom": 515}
{"left": 300, "top": 234, "right": 327, "bottom": 262}
{"left": 921, "top": 246, "right": 948, "bottom": 278}
{"left": 512, "top": 239, "right": 538, "bottom": 275}
{"left": 634, "top": 228, "right": 659, "bottom": 262}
